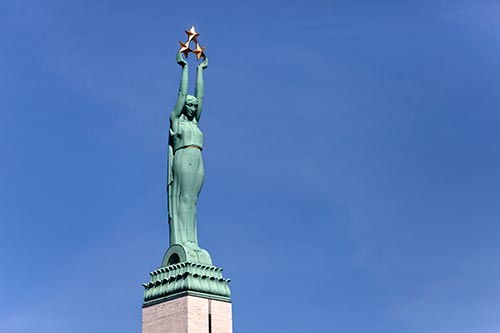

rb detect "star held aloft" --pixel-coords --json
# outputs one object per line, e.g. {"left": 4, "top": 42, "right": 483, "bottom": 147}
{"left": 192, "top": 42, "right": 206, "bottom": 60}
{"left": 178, "top": 41, "right": 191, "bottom": 58}
{"left": 184, "top": 26, "right": 200, "bottom": 44}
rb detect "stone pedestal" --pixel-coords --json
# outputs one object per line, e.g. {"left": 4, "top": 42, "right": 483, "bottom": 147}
{"left": 142, "top": 294, "right": 232, "bottom": 333}
{"left": 142, "top": 261, "right": 232, "bottom": 333}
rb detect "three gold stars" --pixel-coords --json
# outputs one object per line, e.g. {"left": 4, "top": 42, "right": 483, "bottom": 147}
{"left": 178, "top": 26, "right": 206, "bottom": 60}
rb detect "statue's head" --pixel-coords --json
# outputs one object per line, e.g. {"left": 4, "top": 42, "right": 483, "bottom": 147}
{"left": 183, "top": 95, "right": 199, "bottom": 119}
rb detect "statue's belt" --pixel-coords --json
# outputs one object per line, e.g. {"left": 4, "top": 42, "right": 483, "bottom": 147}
{"left": 175, "top": 145, "right": 203, "bottom": 152}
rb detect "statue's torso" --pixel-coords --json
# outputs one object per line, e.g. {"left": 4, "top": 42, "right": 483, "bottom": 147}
{"left": 171, "top": 117, "right": 203, "bottom": 151}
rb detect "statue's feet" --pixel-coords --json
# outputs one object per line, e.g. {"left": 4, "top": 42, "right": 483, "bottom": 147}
{"left": 182, "top": 241, "right": 200, "bottom": 251}
{"left": 162, "top": 242, "right": 213, "bottom": 266}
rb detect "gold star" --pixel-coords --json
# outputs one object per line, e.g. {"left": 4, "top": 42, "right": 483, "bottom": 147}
{"left": 192, "top": 42, "right": 206, "bottom": 60}
{"left": 178, "top": 41, "right": 191, "bottom": 58}
{"left": 185, "top": 26, "right": 200, "bottom": 43}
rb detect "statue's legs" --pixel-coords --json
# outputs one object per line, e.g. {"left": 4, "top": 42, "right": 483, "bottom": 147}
{"left": 169, "top": 148, "right": 204, "bottom": 246}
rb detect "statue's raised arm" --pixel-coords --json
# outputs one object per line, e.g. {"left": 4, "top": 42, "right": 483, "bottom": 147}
{"left": 194, "top": 57, "right": 208, "bottom": 122}
{"left": 170, "top": 52, "right": 189, "bottom": 129}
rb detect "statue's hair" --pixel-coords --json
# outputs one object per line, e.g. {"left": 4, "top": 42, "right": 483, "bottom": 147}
{"left": 185, "top": 95, "right": 199, "bottom": 104}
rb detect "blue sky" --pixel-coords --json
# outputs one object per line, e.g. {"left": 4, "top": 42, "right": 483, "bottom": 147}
{"left": 1, "top": 0, "right": 500, "bottom": 332}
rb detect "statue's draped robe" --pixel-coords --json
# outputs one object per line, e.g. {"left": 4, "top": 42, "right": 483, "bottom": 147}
{"left": 168, "top": 114, "right": 204, "bottom": 247}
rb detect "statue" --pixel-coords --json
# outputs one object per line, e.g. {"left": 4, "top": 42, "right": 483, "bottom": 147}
{"left": 164, "top": 27, "right": 212, "bottom": 265}
{"left": 168, "top": 52, "right": 208, "bottom": 247}
{"left": 143, "top": 27, "right": 231, "bottom": 306}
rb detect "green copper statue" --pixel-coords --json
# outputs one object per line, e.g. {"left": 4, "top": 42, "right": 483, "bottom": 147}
{"left": 143, "top": 28, "right": 231, "bottom": 304}
{"left": 161, "top": 26, "right": 212, "bottom": 265}
{"left": 168, "top": 52, "right": 208, "bottom": 248}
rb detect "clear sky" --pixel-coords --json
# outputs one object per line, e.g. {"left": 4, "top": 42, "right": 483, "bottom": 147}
{"left": 1, "top": 0, "right": 500, "bottom": 332}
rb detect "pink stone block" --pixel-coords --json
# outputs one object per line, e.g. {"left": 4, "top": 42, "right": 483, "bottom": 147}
{"left": 142, "top": 295, "right": 232, "bottom": 333}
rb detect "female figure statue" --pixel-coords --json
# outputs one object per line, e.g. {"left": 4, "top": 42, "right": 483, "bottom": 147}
{"left": 168, "top": 52, "right": 208, "bottom": 249}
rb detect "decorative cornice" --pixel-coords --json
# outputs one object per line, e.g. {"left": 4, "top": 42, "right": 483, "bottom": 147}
{"left": 142, "top": 262, "right": 231, "bottom": 305}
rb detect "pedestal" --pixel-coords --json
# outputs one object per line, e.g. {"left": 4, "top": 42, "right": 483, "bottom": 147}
{"left": 142, "top": 294, "right": 232, "bottom": 333}
{"left": 142, "top": 261, "right": 232, "bottom": 333}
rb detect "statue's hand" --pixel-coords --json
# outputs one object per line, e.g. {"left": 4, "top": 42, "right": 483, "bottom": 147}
{"left": 198, "top": 57, "right": 208, "bottom": 70}
{"left": 176, "top": 52, "right": 188, "bottom": 67}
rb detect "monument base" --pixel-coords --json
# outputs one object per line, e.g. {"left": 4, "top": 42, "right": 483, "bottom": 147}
{"left": 142, "top": 293, "right": 232, "bottom": 333}
{"left": 142, "top": 261, "right": 232, "bottom": 333}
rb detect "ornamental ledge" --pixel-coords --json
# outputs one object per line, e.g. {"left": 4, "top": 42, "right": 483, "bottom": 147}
{"left": 142, "top": 261, "right": 231, "bottom": 303}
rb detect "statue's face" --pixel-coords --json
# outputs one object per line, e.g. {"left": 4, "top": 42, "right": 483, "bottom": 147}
{"left": 184, "top": 99, "right": 198, "bottom": 118}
